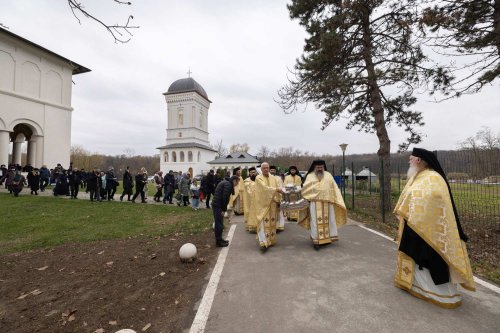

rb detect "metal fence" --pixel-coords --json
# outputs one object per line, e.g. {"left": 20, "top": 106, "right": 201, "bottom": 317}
{"left": 331, "top": 149, "right": 500, "bottom": 267}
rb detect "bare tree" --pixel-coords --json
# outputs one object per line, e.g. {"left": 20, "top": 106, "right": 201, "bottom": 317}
{"left": 459, "top": 127, "right": 500, "bottom": 150}
{"left": 67, "top": 0, "right": 139, "bottom": 43}
{"left": 257, "top": 145, "right": 271, "bottom": 160}
{"left": 229, "top": 143, "right": 250, "bottom": 153}
{"left": 123, "top": 147, "right": 135, "bottom": 157}
{"left": 211, "top": 139, "right": 228, "bottom": 158}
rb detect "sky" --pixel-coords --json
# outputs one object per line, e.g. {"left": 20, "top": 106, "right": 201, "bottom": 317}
{"left": 2, "top": 0, "right": 499, "bottom": 157}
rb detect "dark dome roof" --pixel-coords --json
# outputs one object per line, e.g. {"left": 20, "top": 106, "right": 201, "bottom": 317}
{"left": 166, "top": 77, "right": 209, "bottom": 101}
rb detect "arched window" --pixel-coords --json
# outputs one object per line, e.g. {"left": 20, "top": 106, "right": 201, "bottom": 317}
{"left": 164, "top": 152, "right": 169, "bottom": 163}
{"left": 188, "top": 151, "right": 193, "bottom": 162}
{"left": 178, "top": 109, "right": 184, "bottom": 126}
{"left": 180, "top": 151, "right": 185, "bottom": 162}
{"left": 197, "top": 151, "right": 201, "bottom": 162}
{"left": 172, "top": 152, "right": 177, "bottom": 162}
{"left": 199, "top": 110, "right": 203, "bottom": 128}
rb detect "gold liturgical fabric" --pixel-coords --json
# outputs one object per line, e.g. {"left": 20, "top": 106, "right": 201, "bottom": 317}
{"left": 243, "top": 177, "right": 257, "bottom": 232}
{"left": 229, "top": 176, "right": 245, "bottom": 214}
{"left": 255, "top": 174, "right": 279, "bottom": 247}
{"left": 394, "top": 169, "right": 475, "bottom": 291}
{"left": 298, "top": 171, "right": 347, "bottom": 230}
{"left": 284, "top": 174, "right": 303, "bottom": 220}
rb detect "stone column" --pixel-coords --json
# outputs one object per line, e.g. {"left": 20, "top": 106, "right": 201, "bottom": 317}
{"left": 0, "top": 130, "right": 10, "bottom": 166}
{"left": 27, "top": 138, "right": 37, "bottom": 167}
{"left": 12, "top": 141, "right": 23, "bottom": 165}
{"left": 33, "top": 135, "right": 44, "bottom": 168}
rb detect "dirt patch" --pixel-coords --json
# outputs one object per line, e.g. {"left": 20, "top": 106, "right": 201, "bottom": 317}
{"left": 0, "top": 231, "right": 218, "bottom": 333}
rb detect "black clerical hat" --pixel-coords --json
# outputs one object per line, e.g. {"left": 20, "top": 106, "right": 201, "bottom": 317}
{"left": 307, "top": 160, "right": 327, "bottom": 174}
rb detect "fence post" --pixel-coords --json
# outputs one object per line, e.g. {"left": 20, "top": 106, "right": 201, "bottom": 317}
{"left": 381, "top": 159, "right": 386, "bottom": 224}
{"left": 351, "top": 162, "right": 355, "bottom": 210}
{"left": 397, "top": 163, "right": 401, "bottom": 194}
{"left": 369, "top": 166, "right": 372, "bottom": 195}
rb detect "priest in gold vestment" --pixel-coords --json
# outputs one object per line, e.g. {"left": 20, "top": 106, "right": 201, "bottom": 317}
{"left": 230, "top": 167, "right": 245, "bottom": 215}
{"left": 243, "top": 167, "right": 258, "bottom": 233}
{"left": 299, "top": 160, "right": 346, "bottom": 249}
{"left": 394, "top": 148, "right": 475, "bottom": 308}
{"left": 255, "top": 163, "right": 281, "bottom": 250}
{"left": 270, "top": 165, "right": 286, "bottom": 232}
{"left": 283, "top": 165, "right": 303, "bottom": 221}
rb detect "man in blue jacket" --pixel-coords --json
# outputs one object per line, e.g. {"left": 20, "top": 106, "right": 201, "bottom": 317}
{"left": 211, "top": 175, "right": 240, "bottom": 247}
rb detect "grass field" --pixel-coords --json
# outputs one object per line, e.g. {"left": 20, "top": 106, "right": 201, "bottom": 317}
{"left": 0, "top": 193, "right": 213, "bottom": 255}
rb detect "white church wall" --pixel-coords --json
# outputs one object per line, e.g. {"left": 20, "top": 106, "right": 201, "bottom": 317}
{"left": 0, "top": 32, "right": 78, "bottom": 168}
{"left": 43, "top": 105, "right": 71, "bottom": 168}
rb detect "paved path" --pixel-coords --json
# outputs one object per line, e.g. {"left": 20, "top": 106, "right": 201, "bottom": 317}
{"left": 200, "top": 216, "right": 500, "bottom": 333}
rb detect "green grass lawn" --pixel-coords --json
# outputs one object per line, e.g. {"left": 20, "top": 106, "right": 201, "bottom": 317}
{"left": 0, "top": 193, "right": 213, "bottom": 255}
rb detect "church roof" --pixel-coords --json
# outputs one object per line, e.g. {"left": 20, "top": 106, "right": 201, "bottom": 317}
{"left": 208, "top": 152, "right": 260, "bottom": 164}
{"left": 156, "top": 142, "right": 217, "bottom": 152}
{"left": 0, "top": 28, "right": 90, "bottom": 75}
{"left": 164, "top": 77, "right": 210, "bottom": 102}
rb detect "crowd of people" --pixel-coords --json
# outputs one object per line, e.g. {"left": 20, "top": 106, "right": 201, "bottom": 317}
{"left": 210, "top": 149, "right": 476, "bottom": 309}
{"left": 0, "top": 163, "right": 222, "bottom": 210}
{"left": 1, "top": 147, "right": 477, "bottom": 309}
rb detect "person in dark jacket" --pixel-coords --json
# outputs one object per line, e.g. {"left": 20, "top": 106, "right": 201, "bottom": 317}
{"left": 86, "top": 168, "right": 100, "bottom": 202}
{"left": 131, "top": 169, "right": 147, "bottom": 203}
{"left": 11, "top": 170, "right": 27, "bottom": 197}
{"left": 211, "top": 175, "right": 240, "bottom": 247}
{"left": 68, "top": 168, "right": 82, "bottom": 199}
{"left": 120, "top": 166, "right": 134, "bottom": 201}
{"left": 39, "top": 165, "right": 50, "bottom": 192}
{"left": 53, "top": 170, "right": 69, "bottom": 196}
{"left": 27, "top": 168, "right": 40, "bottom": 195}
{"left": 105, "top": 167, "right": 118, "bottom": 201}
{"left": 202, "top": 170, "right": 216, "bottom": 209}
{"left": 162, "top": 170, "right": 176, "bottom": 204}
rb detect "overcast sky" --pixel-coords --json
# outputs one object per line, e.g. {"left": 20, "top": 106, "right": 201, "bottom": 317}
{"left": 2, "top": 0, "right": 499, "bottom": 157}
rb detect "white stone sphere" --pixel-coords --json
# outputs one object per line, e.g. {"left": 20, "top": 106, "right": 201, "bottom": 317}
{"left": 179, "top": 243, "right": 197, "bottom": 262}
{"left": 115, "top": 330, "right": 136, "bottom": 333}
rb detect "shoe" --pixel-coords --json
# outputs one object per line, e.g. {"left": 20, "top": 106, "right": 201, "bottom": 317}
{"left": 216, "top": 241, "right": 229, "bottom": 247}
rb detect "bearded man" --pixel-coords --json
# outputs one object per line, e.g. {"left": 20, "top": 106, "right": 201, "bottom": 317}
{"left": 284, "top": 165, "right": 303, "bottom": 221}
{"left": 230, "top": 167, "right": 245, "bottom": 215}
{"left": 243, "top": 167, "right": 258, "bottom": 233}
{"left": 394, "top": 148, "right": 475, "bottom": 308}
{"left": 255, "top": 163, "right": 282, "bottom": 250}
{"left": 299, "top": 160, "right": 346, "bottom": 249}
{"left": 270, "top": 165, "right": 286, "bottom": 231}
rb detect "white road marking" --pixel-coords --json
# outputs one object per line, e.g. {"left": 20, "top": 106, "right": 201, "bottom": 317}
{"left": 356, "top": 224, "right": 500, "bottom": 295}
{"left": 189, "top": 223, "right": 237, "bottom": 333}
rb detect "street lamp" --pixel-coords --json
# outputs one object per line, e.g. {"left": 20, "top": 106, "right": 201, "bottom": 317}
{"left": 339, "top": 143, "right": 348, "bottom": 201}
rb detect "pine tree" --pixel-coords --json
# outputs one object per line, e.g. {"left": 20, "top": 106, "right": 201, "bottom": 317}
{"left": 277, "top": 0, "right": 451, "bottom": 212}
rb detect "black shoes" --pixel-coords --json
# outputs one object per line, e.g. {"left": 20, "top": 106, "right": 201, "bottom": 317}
{"left": 216, "top": 240, "right": 229, "bottom": 247}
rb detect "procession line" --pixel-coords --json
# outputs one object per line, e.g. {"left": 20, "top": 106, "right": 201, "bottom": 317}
{"left": 189, "top": 223, "right": 237, "bottom": 333}
{"left": 356, "top": 224, "right": 500, "bottom": 295}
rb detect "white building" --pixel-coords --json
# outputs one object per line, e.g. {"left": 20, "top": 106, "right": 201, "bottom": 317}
{"left": 0, "top": 28, "right": 90, "bottom": 168}
{"left": 157, "top": 77, "right": 217, "bottom": 176}
{"left": 207, "top": 151, "right": 260, "bottom": 172}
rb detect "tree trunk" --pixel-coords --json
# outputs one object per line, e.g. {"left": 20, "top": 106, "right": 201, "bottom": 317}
{"left": 360, "top": 4, "right": 392, "bottom": 213}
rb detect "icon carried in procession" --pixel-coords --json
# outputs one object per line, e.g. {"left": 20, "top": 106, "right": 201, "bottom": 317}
{"left": 280, "top": 185, "right": 309, "bottom": 212}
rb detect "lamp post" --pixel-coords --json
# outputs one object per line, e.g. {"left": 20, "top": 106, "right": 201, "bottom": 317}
{"left": 339, "top": 143, "right": 348, "bottom": 201}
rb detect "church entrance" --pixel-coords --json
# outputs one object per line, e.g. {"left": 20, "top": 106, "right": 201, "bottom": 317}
{"left": 0, "top": 122, "right": 43, "bottom": 167}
